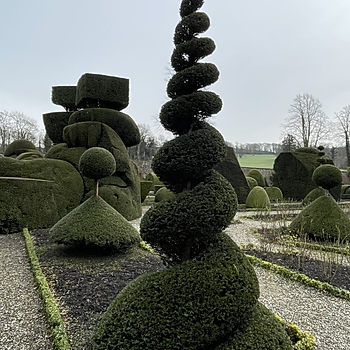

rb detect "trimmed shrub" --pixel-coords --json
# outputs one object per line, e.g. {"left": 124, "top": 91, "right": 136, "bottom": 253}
{"left": 288, "top": 195, "right": 350, "bottom": 241}
{"left": 50, "top": 195, "right": 140, "bottom": 250}
{"left": 42, "top": 111, "right": 74, "bottom": 144}
{"left": 93, "top": 234, "right": 260, "bottom": 350}
{"left": 155, "top": 186, "right": 175, "bottom": 202}
{"left": 246, "top": 176, "right": 258, "bottom": 190}
{"left": 245, "top": 186, "right": 271, "bottom": 210}
{"left": 144, "top": 172, "right": 163, "bottom": 190}
{"left": 68, "top": 108, "right": 140, "bottom": 147}
{"left": 214, "top": 146, "right": 250, "bottom": 204}
{"left": 76, "top": 73, "right": 129, "bottom": 111}
{"left": 51, "top": 85, "right": 77, "bottom": 111}
{"left": 265, "top": 186, "right": 283, "bottom": 202}
{"left": 16, "top": 151, "right": 43, "bottom": 160}
{"left": 312, "top": 164, "right": 342, "bottom": 190}
{"left": 247, "top": 169, "right": 265, "bottom": 187}
{"left": 341, "top": 184, "right": 350, "bottom": 200}
{"left": 140, "top": 181, "right": 153, "bottom": 202}
{"left": 4, "top": 139, "right": 37, "bottom": 157}
{"left": 302, "top": 187, "right": 325, "bottom": 206}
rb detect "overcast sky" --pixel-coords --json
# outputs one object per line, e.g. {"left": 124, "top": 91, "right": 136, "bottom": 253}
{"left": 1, "top": 0, "right": 350, "bottom": 144}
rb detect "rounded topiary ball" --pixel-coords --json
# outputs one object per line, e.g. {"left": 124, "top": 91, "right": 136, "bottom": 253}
{"left": 79, "top": 147, "right": 116, "bottom": 180}
{"left": 312, "top": 164, "right": 342, "bottom": 190}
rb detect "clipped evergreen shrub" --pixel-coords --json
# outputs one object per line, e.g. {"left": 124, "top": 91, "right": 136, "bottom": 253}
{"left": 265, "top": 186, "right": 283, "bottom": 202}
{"left": 341, "top": 184, "right": 350, "bottom": 200}
{"left": 51, "top": 85, "right": 77, "bottom": 111}
{"left": 312, "top": 164, "right": 342, "bottom": 191}
{"left": 16, "top": 151, "right": 43, "bottom": 160}
{"left": 302, "top": 187, "right": 325, "bottom": 206}
{"left": 154, "top": 186, "right": 175, "bottom": 202}
{"left": 247, "top": 169, "right": 265, "bottom": 187}
{"left": 246, "top": 186, "right": 271, "bottom": 210}
{"left": 214, "top": 146, "right": 250, "bottom": 204}
{"left": 76, "top": 73, "right": 129, "bottom": 111}
{"left": 145, "top": 172, "right": 163, "bottom": 190}
{"left": 42, "top": 111, "right": 73, "bottom": 144}
{"left": 246, "top": 176, "right": 258, "bottom": 190}
{"left": 288, "top": 195, "right": 350, "bottom": 242}
{"left": 140, "top": 181, "right": 153, "bottom": 203}
{"left": 4, "top": 139, "right": 38, "bottom": 157}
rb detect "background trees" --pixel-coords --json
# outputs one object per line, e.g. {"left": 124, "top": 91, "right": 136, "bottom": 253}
{"left": 0, "top": 110, "right": 41, "bottom": 152}
{"left": 333, "top": 105, "right": 350, "bottom": 167}
{"left": 281, "top": 93, "right": 331, "bottom": 148}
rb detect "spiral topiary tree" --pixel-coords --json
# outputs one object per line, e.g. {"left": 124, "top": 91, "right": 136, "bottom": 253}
{"left": 93, "top": 2, "right": 292, "bottom": 349}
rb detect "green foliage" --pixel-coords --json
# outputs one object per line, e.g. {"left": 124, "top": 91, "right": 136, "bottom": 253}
{"left": 140, "top": 181, "right": 153, "bottom": 202}
{"left": 245, "top": 186, "right": 271, "bottom": 210}
{"left": 312, "top": 164, "right": 342, "bottom": 190}
{"left": 78, "top": 147, "right": 116, "bottom": 180}
{"left": 154, "top": 186, "right": 175, "bottom": 202}
{"left": 247, "top": 169, "right": 265, "bottom": 187}
{"left": 265, "top": 186, "right": 283, "bottom": 202}
{"left": 216, "top": 302, "right": 292, "bottom": 350}
{"left": 167, "top": 62, "right": 219, "bottom": 98}
{"left": 4, "top": 139, "right": 37, "bottom": 157}
{"left": 288, "top": 195, "right": 350, "bottom": 241}
{"left": 302, "top": 187, "right": 325, "bottom": 206}
{"left": 50, "top": 195, "right": 140, "bottom": 250}
{"left": 152, "top": 124, "right": 226, "bottom": 192}
{"left": 214, "top": 146, "right": 250, "bottom": 204}
{"left": 68, "top": 108, "right": 140, "bottom": 147}
{"left": 43, "top": 112, "right": 73, "bottom": 144}
{"left": 75, "top": 73, "right": 129, "bottom": 111}
{"left": 160, "top": 91, "right": 222, "bottom": 134}
{"left": 174, "top": 12, "right": 210, "bottom": 45}
{"left": 51, "top": 85, "right": 77, "bottom": 112}
{"left": 141, "top": 170, "right": 237, "bottom": 266}
{"left": 246, "top": 176, "right": 258, "bottom": 189}
{"left": 16, "top": 151, "right": 43, "bottom": 160}
{"left": 93, "top": 233, "right": 260, "bottom": 350}
{"left": 179, "top": 0, "right": 204, "bottom": 17}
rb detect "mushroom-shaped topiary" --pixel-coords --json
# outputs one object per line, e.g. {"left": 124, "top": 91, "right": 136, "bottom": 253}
{"left": 312, "top": 164, "right": 342, "bottom": 194}
{"left": 50, "top": 147, "right": 140, "bottom": 250}
{"left": 246, "top": 186, "right": 271, "bottom": 210}
{"left": 78, "top": 147, "right": 116, "bottom": 196}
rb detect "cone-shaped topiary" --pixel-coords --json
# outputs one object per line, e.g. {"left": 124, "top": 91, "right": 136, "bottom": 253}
{"left": 289, "top": 195, "right": 350, "bottom": 241}
{"left": 246, "top": 186, "right": 271, "bottom": 210}
{"left": 50, "top": 148, "right": 140, "bottom": 250}
{"left": 94, "top": 1, "right": 292, "bottom": 349}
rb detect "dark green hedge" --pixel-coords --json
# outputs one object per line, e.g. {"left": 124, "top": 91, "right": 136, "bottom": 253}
{"left": 93, "top": 233, "right": 259, "bottom": 350}
{"left": 4, "top": 139, "right": 38, "bottom": 157}
{"left": 174, "top": 12, "right": 210, "bottom": 45}
{"left": 171, "top": 37, "right": 216, "bottom": 71}
{"left": 68, "top": 108, "right": 140, "bottom": 147}
{"left": 43, "top": 111, "right": 73, "bottom": 144}
{"left": 159, "top": 91, "right": 222, "bottom": 135}
{"left": 179, "top": 0, "right": 204, "bottom": 17}
{"left": 312, "top": 164, "right": 342, "bottom": 190}
{"left": 152, "top": 124, "right": 226, "bottom": 191}
{"left": 51, "top": 86, "right": 77, "bottom": 111}
{"left": 140, "top": 170, "right": 237, "bottom": 265}
{"left": 76, "top": 73, "right": 129, "bottom": 111}
{"left": 167, "top": 62, "right": 219, "bottom": 98}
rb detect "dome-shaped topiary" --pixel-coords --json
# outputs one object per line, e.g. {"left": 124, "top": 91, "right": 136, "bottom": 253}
{"left": 4, "top": 139, "right": 38, "bottom": 157}
{"left": 154, "top": 186, "right": 175, "bottom": 202}
{"left": 78, "top": 147, "right": 116, "bottom": 180}
{"left": 265, "top": 186, "right": 283, "bottom": 202}
{"left": 302, "top": 187, "right": 325, "bottom": 205}
{"left": 246, "top": 176, "right": 258, "bottom": 190}
{"left": 247, "top": 169, "right": 265, "bottom": 187}
{"left": 312, "top": 164, "right": 342, "bottom": 190}
{"left": 246, "top": 186, "right": 271, "bottom": 210}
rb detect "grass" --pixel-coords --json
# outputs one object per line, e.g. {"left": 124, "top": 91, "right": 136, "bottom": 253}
{"left": 237, "top": 154, "right": 276, "bottom": 169}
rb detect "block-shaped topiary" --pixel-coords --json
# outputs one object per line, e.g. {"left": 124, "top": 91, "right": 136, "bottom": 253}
{"left": 51, "top": 85, "right": 77, "bottom": 111}
{"left": 246, "top": 186, "right": 271, "bottom": 210}
{"left": 140, "top": 180, "right": 153, "bottom": 203}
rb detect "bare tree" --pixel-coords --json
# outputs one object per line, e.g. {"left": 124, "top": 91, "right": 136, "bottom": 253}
{"left": 0, "top": 110, "right": 40, "bottom": 152}
{"left": 281, "top": 93, "right": 331, "bottom": 147}
{"left": 333, "top": 105, "right": 350, "bottom": 166}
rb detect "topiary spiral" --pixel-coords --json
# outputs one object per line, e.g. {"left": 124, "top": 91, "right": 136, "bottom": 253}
{"left": 94, "top": 2, "right": 292, "bottom": 349}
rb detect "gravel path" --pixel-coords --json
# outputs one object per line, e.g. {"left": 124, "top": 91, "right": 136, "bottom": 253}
{"left": 0, "top": 232, "right": 53, "bottom": 350}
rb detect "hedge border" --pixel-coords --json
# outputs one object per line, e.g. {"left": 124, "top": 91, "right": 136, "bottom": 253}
{"left": 23, "top": 228, "right": 71, "bottom": 350}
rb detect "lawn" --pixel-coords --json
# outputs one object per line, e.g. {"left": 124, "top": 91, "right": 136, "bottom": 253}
{"left": 237, "top": 154, "right": 276, "bottom": 169}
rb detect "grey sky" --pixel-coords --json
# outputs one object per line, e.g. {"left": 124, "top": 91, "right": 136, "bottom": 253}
{"left": 1, "top": 0, "right": 350, "bottom": 144}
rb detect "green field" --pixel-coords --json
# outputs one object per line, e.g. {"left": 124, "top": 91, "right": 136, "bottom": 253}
{"left": 237, "top": 154, "right": 276, "bottom": 169}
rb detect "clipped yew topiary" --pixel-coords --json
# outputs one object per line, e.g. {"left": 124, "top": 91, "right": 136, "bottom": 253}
{"left": 154, "top": 186, "right": 175, "bottom": 202}
{"left": 246, "top": 186, "right": 271, "bottom": 210}
{"left": 4, "top": 139, "right": 38, "bottom": 157}
{"left": 265, "top": 186, "right": 283, "bottom": 202}
{"left": 246, "top": 176, "right": 258, "bottom": 190}
{"left": 302, "top": 187, "right": 325, "bottom": 206}
{"left": 50, "top": 147, "right": 140, "bottom": 250}
{"left": 312, "top": 164, "right": 342, "bottom": 192}
{"left": 94, "top": 1, "right": 292, "bottom": 349}
{"left": 247, "top": 169, "right": 265, "bottom": 187}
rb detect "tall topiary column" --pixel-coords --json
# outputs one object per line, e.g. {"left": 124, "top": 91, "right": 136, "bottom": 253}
{"left": 93, "top": 2, "right": 293, "bottom": 349}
